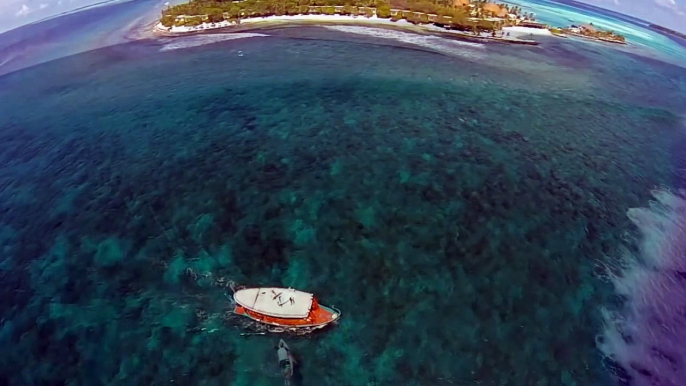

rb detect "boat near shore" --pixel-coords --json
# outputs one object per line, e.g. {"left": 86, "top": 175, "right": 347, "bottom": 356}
{"left": 233, "top": 287, "right": 341, "bottom": 333}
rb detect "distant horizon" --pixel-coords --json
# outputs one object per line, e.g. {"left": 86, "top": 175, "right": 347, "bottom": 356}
{"left": 0, "top": 0, "right": 684, "bottom": 36}
{"left": 564, "top": 0, "right": 686, "bottom": 33}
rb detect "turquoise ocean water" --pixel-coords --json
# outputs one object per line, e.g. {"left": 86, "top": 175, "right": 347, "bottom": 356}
{"left": 1, "top": 4, "right": 686, "bottom": 385}
{"left": 506, "top": 0, "right": 686, "bottom": 65}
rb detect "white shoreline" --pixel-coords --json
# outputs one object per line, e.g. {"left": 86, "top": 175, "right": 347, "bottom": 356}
{"left": 502, "top": 26, "right": 552, "bottom": 37}
{"left": 154, "top": 15, "right": 544, "bottom": 45}
{"left": 156, "top": 15, "right": 407, "bottom": 34}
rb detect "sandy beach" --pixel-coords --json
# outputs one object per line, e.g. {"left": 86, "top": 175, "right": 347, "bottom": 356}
{"left": 155, "top": 15, "right": 418, "bottom": 34}
{"left": 154, "top": 15, "right": 545, "bottom": 45}
{"left": 502, "top": 26, "right": 552, "bottom": 37}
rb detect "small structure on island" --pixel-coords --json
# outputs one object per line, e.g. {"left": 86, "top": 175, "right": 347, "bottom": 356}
{"left": 519, "top": 20, "right": 547, "bottom": 29}
{"left": 580, "top": 24, "right": 597, "bottom": 33}
{"left": 467, "top": 16, "right": 504, "bottom": 31}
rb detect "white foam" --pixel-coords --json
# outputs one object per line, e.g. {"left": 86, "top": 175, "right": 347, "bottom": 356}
{"left": 323, "top": 25, "right": 485, "bottom": 59}
{"left": 240, "top": 14, "right": 388, "bottom": 24}
{"left": 502, "top": 26, "right": 552, "bottom": 37}
{"left": 0, "top": 53, "right": 16, "bottom": 69}
{"left": 599, "top": 189, "right": 686, "bottom": 385}
{"left": 159, "top": 33, "right": 268, "bottom": 51}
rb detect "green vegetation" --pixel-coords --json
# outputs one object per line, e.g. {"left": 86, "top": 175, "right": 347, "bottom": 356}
{"left": 159, "top": 0, "right": 537, "bottom": 34}
{"left": 376, "top": 3, "right": 391, "bottom": 18}
{"left": 595, "top": 30, "right": 626, "bottom": 43}
{"left": 563, "top": 24, "right": 626, "bottom": 43}
{"left": 160, "top": 0, "right": 476, "bottom": 29}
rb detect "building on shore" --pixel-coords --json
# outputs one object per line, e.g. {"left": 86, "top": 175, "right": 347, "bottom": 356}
{"left": 519, "top": 20, "right": 547, "bottom": 29}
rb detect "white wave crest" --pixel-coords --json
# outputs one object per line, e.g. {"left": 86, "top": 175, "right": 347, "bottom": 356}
{"left": 323, "top": 25, "right": 485, "bottom": 59}
{"left": 598, "top": 189, "right": 686, "bottom": 385}
{"left": 0, "top": 53, "right": 17, "bottom": 69}
{"left": 159, "top": 33, "right": 269, "bottom": 52}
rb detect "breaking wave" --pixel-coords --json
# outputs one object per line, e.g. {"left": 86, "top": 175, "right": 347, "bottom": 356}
{"left": 598, "top": 189, "right": 686, "bottom": 385}
{"left": 159, "top": 33, "right": 269, "bottom": 52}
{"left": 322, "top": 25, "right": 486, "bottom": 59}
{"left": 0, "top": 53, "right": 16, "bottom": 69}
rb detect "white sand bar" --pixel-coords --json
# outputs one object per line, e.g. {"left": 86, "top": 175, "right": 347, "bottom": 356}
{"left": 503, "top": 26, "right": 552, "bottom": 37}
{"left": 155, "top": 15, "right": 540, "bottom": 46}
{"left": 156, "top": 15, "right": 397, "bottom": 34}
{"left": 240, "top": 14, "right": 391, "bottom": 25}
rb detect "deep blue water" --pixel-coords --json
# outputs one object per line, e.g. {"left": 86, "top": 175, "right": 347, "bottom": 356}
{"left": 1, "top": 8, "right": 686, "bottom": 386}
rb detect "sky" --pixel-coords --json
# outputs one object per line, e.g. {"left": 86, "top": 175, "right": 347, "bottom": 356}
{"left": 578, "top": 0, "right": 686, "bottom": 32}
{"left": 0, "top": 0, "right": 131, "bottom": 34}
{"left": 0, "top": 0, "right": 684, "bottom": 34}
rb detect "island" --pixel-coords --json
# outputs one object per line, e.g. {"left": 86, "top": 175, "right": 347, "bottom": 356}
{"left": 649, "top": 24, "right": 686, "bottom": 41}
{"left": 562, "top": 23, "right": 626, "bottom": 44}
{"left": 156, "top": 0, "right": 626, "bottom": 45}
{"left": 156, "top": 0, "right": 548, "bottom": 44}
